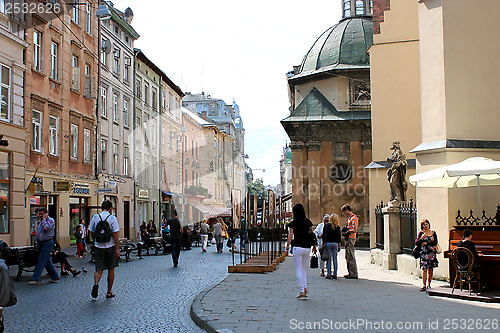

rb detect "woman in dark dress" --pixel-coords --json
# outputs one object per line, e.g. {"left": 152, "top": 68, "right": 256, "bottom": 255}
{"left": 286, "top": 204, "right": 317, "bottom": 299}
{"left": 415, "top": 219, "right": 439, "bottom": 291}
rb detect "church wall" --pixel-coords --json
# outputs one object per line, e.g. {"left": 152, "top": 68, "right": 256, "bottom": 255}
{"left": 440, "top": 0, "right": 500, "bottom": 141}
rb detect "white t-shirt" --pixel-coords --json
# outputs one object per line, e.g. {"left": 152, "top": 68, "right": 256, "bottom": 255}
{"left": 89, "top": 211, "right": 120, "bottom": 249}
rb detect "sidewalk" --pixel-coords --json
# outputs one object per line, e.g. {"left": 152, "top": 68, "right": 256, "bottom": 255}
{"left": 191, "top": 250, "right": 500, "bottom": 332}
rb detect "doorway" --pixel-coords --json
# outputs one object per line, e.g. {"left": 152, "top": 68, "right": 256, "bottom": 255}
{"left": 124, "top": 201, "right": 130, "bottom": 239}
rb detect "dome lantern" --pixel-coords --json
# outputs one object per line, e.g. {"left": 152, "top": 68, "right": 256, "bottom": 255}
{"left": 342, "top": 0, "right": 373, "bottom": 19}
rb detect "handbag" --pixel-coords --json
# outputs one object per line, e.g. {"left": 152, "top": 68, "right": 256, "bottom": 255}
{"left": 412, "top": 246, "right": 420, "bottom": 259}
{"left": 211, "top": 237, "right": 216, "bottom": 245}
{"left": 435, "top": 243, "right": 442, "bottom": 254}
{"left": 310, "top": 254, "right": 319, "bottom": 269}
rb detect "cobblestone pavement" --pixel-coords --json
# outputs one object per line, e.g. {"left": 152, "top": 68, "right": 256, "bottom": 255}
{"left": 3, "top": 245, "right": 233, "bottom": 333}
{"left": 193, "top": 250, "right": 500, "bottom": 333}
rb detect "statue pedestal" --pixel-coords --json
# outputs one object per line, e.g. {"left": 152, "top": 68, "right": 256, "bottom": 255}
{"left": 382, "top": 204, "right": 401, "bottom": 270}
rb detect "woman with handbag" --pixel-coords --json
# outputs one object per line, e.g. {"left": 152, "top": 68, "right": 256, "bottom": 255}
{"left": 314, "top": 215, "right": 329, "bottom": 277}
{"left": 213, "top": 218, "right": 225, "bottom": 253}
{"left": 415, "top": 219, "right": 439, "bottom": 291}
{"left": 286, "top": 203, "right": 317, "bottom": 299}
{"left": 322, "top": 213, "right": 342, "bottom": 279}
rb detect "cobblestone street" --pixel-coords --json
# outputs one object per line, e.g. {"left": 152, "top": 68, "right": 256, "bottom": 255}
{"left": 3, "top": 246, "right": 232, "bottom": 333}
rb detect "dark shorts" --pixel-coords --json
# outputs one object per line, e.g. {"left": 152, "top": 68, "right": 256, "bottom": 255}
{"left": 95, "top": 246, "right": 119, "bottom": 271}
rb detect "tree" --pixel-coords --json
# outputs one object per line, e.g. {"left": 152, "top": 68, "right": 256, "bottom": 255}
{"left": 247, "top": 178, "right": 267, "bottom": 202}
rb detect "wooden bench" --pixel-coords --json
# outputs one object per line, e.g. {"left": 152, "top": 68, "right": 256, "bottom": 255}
{"left": 6, "top": 246, "right": 39, "bottom": 281}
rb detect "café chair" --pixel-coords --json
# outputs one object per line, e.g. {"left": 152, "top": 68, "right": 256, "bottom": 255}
{"left": 451, "top": 247, "right": 481, "bottom": 295}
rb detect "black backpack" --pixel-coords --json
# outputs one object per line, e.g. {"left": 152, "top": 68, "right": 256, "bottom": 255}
{"left": 94, "top": 214, "right": 113, "bottom": 243}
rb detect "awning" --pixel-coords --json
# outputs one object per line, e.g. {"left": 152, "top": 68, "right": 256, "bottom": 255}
{"left": 207, "top": 206, "right": 232, "bottom": 218}
{"left": 189, "top": 202, "right": 211, "bottom": 214}
{"left": 161, "top": 190, "right": 174, "bottom": 196}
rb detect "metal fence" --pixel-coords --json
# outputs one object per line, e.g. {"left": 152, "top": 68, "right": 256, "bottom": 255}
{"left": 455, "top": 205, "right": 500, "bottom": 226}
{"left": 399, "top": 198, "right": 417, "bottom": 255}
{"left": 375, "top": 201, "right": 384, "bottom": 249}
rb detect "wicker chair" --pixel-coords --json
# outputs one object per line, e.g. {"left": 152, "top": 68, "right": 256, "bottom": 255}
{"left": 451, "top": 247, "right": 481, "bottom": 295}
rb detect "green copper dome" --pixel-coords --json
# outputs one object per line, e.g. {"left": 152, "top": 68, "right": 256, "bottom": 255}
{"left": 299, "top": 17, "right": 373, "bottom": 75}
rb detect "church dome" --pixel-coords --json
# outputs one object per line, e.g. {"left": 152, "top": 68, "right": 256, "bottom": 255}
{"left": 298, "top": 16, "right": 373, "bottom": 76}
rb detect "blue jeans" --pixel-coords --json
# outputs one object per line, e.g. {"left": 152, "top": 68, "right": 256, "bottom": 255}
{"left": 32, "top": 239, "right": 59, "bottom": 281}
{"left": 170, "top": 238, "right": 181, "bottom": 265}
{"left": 325, "top": 242, "right": 339, "bottom": 277}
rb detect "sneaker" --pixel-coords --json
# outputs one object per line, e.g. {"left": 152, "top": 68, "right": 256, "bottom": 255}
{"left": 92, "top": 284, "right": 99, "bottom": 298}
{"left": 72, "top": 270, "right": 81, "bottom": 277}
{"left": 28, "top": 280, "right": 38, "bottom": 285}
{"left": 49, "top": 279, "right": 60, "bottom": 283}
{"left": 344, "top": 275, "right": 358, "bottom": 279}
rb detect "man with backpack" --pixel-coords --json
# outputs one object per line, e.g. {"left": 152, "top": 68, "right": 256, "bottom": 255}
{"left": 89, "top": 200, "right": 120, "bottom": 299}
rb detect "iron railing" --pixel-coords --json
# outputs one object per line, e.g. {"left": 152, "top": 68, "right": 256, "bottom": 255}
{"left": 456, "top": 205, "right": 500, "bottom": 226}
{"left": 400, "top": 198, "right": 417, "bottom": 255}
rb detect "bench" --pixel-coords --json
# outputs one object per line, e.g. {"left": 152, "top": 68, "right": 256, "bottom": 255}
{"left": 5, "top": 246, "right": 39, "bottom": 281}
{"left": 89, "top": 240, "right": 144, "bottom": 263}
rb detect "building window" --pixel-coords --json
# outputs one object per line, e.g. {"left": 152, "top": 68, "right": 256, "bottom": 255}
{"left": 70, "top": 124, "right": 79, "bottom": 160}
{"left": 84, "top": 64, "right": 91, "bottom": 98}
{"left": 123, "top": 147, "right": 129, "bottom": 176}
{"left": 0, "top": 65, "right": 10, "bottom": 121}
{"left": 136, "top": 79, "right": 142, "bottom": 99}
{"left": 100, "top": 87, "right": 107, "bottom": 117}
{"left": 32, "top": 110, "right": 42, "bottom": 152}
{"left": 356, "top": 0, "right": 364, "bottom": 15}
{"left": 144, "top": 83, "right": 149, "bottom": 105}
{"left": 152, "top": 158, "right": 157, "bottom": 186}
{"left": 124, "top": 57, "right": 130, "bottom": 81}
{"left": 49, "top": 116, "right": 59, "bottom": 156}
{"left": 113, "top": 48, "right": 120, "bottom": 75}
{"left": 152, "top": 89, "right": 157, "bottom": 110}
{"left": 50, "top": 42, "right": 58, "bottom": 80}
{"left": 123, "top": 100, "right": 129, "bottom": 127}
{"left": 85, "top": 2, "right": 92, "bottom": 34}
{"left": 101, "top": 139, "right": 107, "bottom": 170}
{"left": 113, "top": 94, "right": 119, "bottom": 123}
{"left": 333, "top": 142, "right": 349, "bottom": 159}
{"left": 101, "top": 39, "right": 107, "bottom": 67}
{"left": 0, "top": 0, "right": 5, "bottom": 13}
{"left": 113, "top": 142, "right": 119, "bottom": 174}
{"left": 71, "top": 55, "right": 80, "bottom": 91}
{"left": 33, "top": 30, "right": 42, "bottom": 71}
{"left": 72, "top": 4, "right": 80, "bottom": 24}
{"left": 0, "top": 152, "right": 10, "bottom": 234}
{"left": 84, "top": 128, "right": 91, "bottom": 162}
{"left": 162, "top": 90, "right": 167, "bottom": 109}
{"left": 343, "top": 0, "right": 351, "bottom": 17}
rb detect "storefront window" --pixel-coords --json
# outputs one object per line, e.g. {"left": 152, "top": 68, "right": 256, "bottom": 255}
{"left": 69, "top": 197, "right": 89, "bottom": 238}
{"left": 0, "top": 152, "right": 9, "bottom": 234}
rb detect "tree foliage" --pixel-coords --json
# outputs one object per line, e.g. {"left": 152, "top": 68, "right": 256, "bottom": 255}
{"left": 247, "top": 178, "right": 267, "bottom": 202}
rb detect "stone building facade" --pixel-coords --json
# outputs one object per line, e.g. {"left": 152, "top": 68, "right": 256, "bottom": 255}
{"left": 282, "top": 1, "right": 373, "bottom": 236}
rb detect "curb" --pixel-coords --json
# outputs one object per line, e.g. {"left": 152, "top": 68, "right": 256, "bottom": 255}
{"left": 190, "top": 275, "right": 234, "bottom": 333}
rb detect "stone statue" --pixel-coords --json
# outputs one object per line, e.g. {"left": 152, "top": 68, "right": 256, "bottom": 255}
{"left": 387, "top": 141, "right": 407, "bottom": 202}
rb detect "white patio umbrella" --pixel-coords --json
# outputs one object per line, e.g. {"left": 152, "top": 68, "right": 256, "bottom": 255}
{"left": 409, "top": 157, "right": 500, "bottom": 222}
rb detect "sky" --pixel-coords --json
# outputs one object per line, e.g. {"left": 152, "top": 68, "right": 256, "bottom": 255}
{"left": 112, "top": 0, "right": 342, "bottom": 186}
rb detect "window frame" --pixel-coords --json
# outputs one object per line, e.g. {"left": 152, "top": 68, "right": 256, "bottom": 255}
{"left": 71, "top": 54, "right": 80, "bottom": 91}
{"left": 123, "top": 99, "right": 129, "bottom": 127}
{"left": 0, "top": 151, "right": 11, "bottom": 234}
{"left": 70, "top": 123, "right": 79, "bottom": 160}
{"left": 0, "top": 64, "right": 10, "bottom": 121}
{"left": 100, "top": 87, "right": 107, "bottom": 118}
{"left": 123, "top": 146, "right": 129, "bottom": 176}
{"left": 32, "top": 110, "right": 42, "bottom": 152}
{"left": 101, "top": 138, "right": 108, "bottom": 170}
{"left": 72, "top": 4, "right": 80, "bottom": 25}
{"left": 113, "top": 93, "right": 119, "bottom": 123}
{"left": 50, "top": 41, "right": 58, "bottom": 80}
{"left": 85, "top": 1, "right": 92, "bottom": 34}
{"left": 33, "top": 30, "right": 42, "bottom": 71}
{"left": 83, "top": 128, "right": 91, "bottom": 162}
{"left": 49, "top": 116, "right": 59, "bottom": 156}
{"left": 112, "top": 142, "right": 119, "bottom": 174}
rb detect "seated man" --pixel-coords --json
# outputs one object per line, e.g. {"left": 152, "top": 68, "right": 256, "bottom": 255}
{"left": 51, "top": 242, "right": 81, "bottom": 278}
{"left": 456, "top": 228, "right": 484, "bottom": 290}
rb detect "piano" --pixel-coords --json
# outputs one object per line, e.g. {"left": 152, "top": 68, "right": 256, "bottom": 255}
{"left": 444, "top": 225, "right": 500, "bottom": 289}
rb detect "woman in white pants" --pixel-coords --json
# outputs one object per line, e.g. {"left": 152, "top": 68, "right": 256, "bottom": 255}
{"left": 286, "top": 203, "right": 317, "bottom": 299}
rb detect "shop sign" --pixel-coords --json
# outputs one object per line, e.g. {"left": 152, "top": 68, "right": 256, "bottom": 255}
{"left": 97, "top": 188, "right": 117, "bottom": 194}
{"left": 138, "top": 189, "right": 149, "bottom": 199}
{"left": 73, "top": 183, "right": 90, "bottom": 194}
{"left": 54, "top": 181, "right": 70, "bottom": 192}
{"left": 106, "top": 181, "right": 117, "bottom": 189}
{"left": 29, "top": 196, "right": 40, "bottom": 205}
{"left": 31, "top": 177, "right": 43, "bottom": 185}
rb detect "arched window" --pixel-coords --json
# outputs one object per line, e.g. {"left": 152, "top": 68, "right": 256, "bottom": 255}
{"left": 356, "top": 0, "right": 365, "bottom": 15}
{"left": 343, "top": 0, "right": 351, "bottom": 17}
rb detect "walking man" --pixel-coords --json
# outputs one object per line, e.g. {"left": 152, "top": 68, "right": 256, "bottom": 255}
{"left": 166, "top": 210, "right": 182, "bottom": 267}
{"left": 341, "top": 204, "right": 358, "bottom": 279}
{"left": 89, "top": 200, "right": 120, "bottom": 299}
{"left": 200, "top": 219, "right": 209, "bottom": 252}
{"left": 29, "top": 208, "right": 60, "bottom": 285}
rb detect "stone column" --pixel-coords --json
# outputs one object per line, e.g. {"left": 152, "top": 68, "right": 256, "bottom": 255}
{"left": 382, "top": 203, "right": 401, "bottom": 269}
